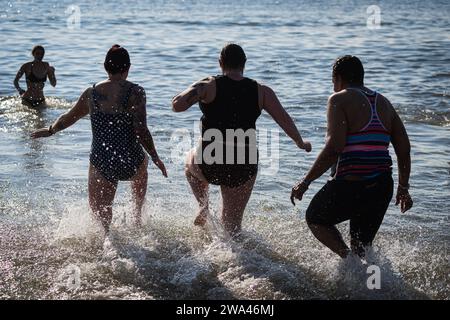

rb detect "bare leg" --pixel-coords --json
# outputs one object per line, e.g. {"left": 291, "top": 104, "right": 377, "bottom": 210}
{"left": 185, "top": 149, "right": 210, "bottom": 227}
{"left": 307, "top": 223, "right": 351, "bottom": 258}
{"left": 220, "top": 175, "right": 256, "bottom": 235}
{"left": 88, "top": 164, "right": 118, "bottom": 234}
{"left": 130, "top": 155, "right": 149, "bottom": 227}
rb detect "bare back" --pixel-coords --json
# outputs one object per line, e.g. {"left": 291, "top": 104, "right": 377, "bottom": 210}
{"left": 339, "top": 88, "right": 395, "bottom": 134}
{"left": 88, "top": 80, "right": 137, "bottom": 114}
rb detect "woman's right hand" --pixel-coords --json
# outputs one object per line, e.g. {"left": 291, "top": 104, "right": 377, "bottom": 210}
{"left": 298, "top": 141, "right": 312, "bottom": 153}
{"left": 31, "top": 128, "right": 52, "bottom": 139}
{"left": 18, "top": 88, "right": 25, "bottom": 96}
{"left": 153, "top": 157, "right": 168, "bottom": 178}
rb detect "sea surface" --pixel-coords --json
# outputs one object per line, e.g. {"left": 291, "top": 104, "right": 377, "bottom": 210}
{"left": 0, "top": 0, "right": 449, "bottom": 299}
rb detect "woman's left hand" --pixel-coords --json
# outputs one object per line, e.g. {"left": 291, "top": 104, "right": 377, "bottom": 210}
{"left": 153, "top": 157, "right": 168, "bottom": 178}
{"left": 31, "top": 128, "right": 52, "bottom": 139}
{"left": 396, "top": 187, "right": 413, "bottom": 213}
{"left": 290, "top": 180, "right": 309, "bottom": 205}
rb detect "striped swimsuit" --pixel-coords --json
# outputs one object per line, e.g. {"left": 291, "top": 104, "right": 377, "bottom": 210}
{"left": 335, "top": 88, "right": 393, "bottom": 180}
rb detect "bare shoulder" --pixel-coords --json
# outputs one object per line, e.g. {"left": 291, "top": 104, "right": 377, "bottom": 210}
{"left": 79, "top": 87, "right": 94, "bottom": 106}
{"left": 376, "top": 92, "right": 397, "bottom": 119}
{"left": 258, "top": 82, "right": 277, "bottom": 100}
{"left": 21, "top": 62, "right": 32, "bottom": 71}
{"left": 328, "top": 91, "right": 347, "bottom": 107}
{"left": 198, "top": 76, "right": 215, "bottom": 84}
{"left": 257, "top": 81, "right": 270, "bottom": 91}
{"left": 131, "top": 83, "right": 146, "bottom": 95}
{"left": 195, "top": 76, "right": 216, "bottom": 103}
{"left": 43, "top": 61, "right": 53, "bottom": 70}
{"left": 195, "top": 76, "right": 215, "bottom": 91}
{"left": 129, "top": 84, "right": 147, "bottom": 110}
{"left": 83, "top": 86, "right": 93, "bottom": 97}
{"left": 376, "top": 92, "right": 394, "bottom": 109}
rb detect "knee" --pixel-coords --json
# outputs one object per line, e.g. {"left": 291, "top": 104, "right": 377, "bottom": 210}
{"left": 305, "top": 207, "right": 315, "bottom": 227}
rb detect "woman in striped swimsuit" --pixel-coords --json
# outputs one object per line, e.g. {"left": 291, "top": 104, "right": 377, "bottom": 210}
{"left": 291, "top": 56, "right": 413, "bottom": 258}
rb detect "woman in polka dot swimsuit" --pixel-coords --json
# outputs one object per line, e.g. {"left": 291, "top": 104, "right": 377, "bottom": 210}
{"left": 31, "top": 45, "right": 167, "bottom": 234}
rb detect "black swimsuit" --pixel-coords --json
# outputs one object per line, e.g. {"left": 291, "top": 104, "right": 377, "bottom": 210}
{"left": 26, "top": 63, "right": 47, "bottom": 83}
{"left": 89, "top": 84, "right": 145, "bottom": 183}
{"left": 22, "top": 63, "right": 47, "bottom": 107}
{"left": 198, "top": 75, "right": 261, "bottom": 188}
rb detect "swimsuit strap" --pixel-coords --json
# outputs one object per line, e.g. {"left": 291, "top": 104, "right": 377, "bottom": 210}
{"left": 92, "top": 83, "right": 138, "bottom": 112}
{"left": 121, "top": 83, "right": 138, "bottom": 111}
{"left": 91, "top": 84, "right": 101, "bottom": 110}
{"left": 347, "top": 87, "right": 378, "bottom": 123}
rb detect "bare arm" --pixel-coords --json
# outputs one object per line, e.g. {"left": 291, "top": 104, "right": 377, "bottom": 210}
{"left": 291, "top": 94, "right": 347, "bottom": 204}
{"left": 171, "top": 78, "right": 213, "bottom": 112}
{"left": 30, "top": 88, "right": 90, "bottom": 138}
{"left": 130, "top": 86, "right": 167, "bottom": 177}
{"left": 390, "top": 103, "right": 413, "bottom": 212}
{"left": 14, "top": 65, "right": 26, "bottom": 94}
{"left": 304, "top": 94, "right": 347, "bottom": 182}
{"left": 261, "top": 84, "right": 310, "bottom": 151}
{"left": 47, "top": 63, "right": 57, "bottom": 87}
{"left": 391, "top": 109, "right": 411, "bottom": 187}
{"left": 130, "top": 86, "right": 157, "bottom": 157}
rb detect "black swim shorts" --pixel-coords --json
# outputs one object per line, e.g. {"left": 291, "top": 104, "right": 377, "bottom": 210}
{"left": 305, "top": 173, "right": 394, "bottom": 245}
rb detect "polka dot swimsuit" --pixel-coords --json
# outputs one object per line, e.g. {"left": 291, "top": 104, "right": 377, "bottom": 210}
{"left": 89, "top": 84, "right": 145, "bottom": 183}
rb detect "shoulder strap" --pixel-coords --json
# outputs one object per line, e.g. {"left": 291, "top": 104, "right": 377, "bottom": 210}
{"left": 121, "top": 83, "right": 138, "bottom": 111}
{"left": 91, "top": 84, "right": 100, "bottom": 110}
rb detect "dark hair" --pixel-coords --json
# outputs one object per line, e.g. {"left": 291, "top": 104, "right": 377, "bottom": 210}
{"left": 220, "top": 43, "right": 247, "bottom": 70}
{"left": 333, "top": 55, "right": 364, "bottom": 85}
{"left": 32, "top": 45, "right": 45, "bottom": 55}
{"left": 104, "top": 44, "right": 131, "bottom": 74}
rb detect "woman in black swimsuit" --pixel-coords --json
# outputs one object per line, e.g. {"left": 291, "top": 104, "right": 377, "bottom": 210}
{"left": 173, "top": 43, "right": 311, "bottom": 235}
{"left": 14, "top": 45, "right": 57, "bottom": 108}
{"left": 31, "top": 45, "right": 167, "bottom": 234}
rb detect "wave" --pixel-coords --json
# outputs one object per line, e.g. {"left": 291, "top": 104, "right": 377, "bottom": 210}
{"left": 0, "top": 96, "right": 73, "bottom": 133}
{"left": 1, "top": 198, "right": 447, "bottom": 300}
{"left": 396, "top": 103, "right": 450, "bottom": 127}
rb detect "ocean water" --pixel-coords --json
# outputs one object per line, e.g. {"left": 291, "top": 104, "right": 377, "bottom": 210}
{"left": 0, "top": 0, "right": 449, "bottom": 299}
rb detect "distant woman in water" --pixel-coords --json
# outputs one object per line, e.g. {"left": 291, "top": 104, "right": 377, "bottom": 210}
{"left": 14, "top": 45, "right": 57, "bottom": 108}
{"left": 31, "top": 45, "right": 167, "bottom": 234}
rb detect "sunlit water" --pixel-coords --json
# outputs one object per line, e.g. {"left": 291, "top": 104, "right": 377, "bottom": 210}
{"left": 0, "top": 0, "right": 449, "bottom": 299}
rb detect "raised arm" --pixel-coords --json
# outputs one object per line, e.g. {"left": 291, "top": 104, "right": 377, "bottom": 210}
{"left": 47, "top": 63, "right": 57, "bottom": 87}
{"left": 390, "top": 102, "right": 413, "bottom": 213}
{"left": 171, "top": 77, "right": 215, "bottom": 112}
{"left": 30, "top": 88, "right": 90, "bottom": 138}
{"left": 260, "top": 84, "right": 311, "bottom": 151}
{"left": 130, "top": 86, "right": 167, "bottom": 177}
{"left": 14, "top": 65, "right": 26, "bottom": 95}
{"left": 291, "top": 94, "right": 347, "bottom": 205}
